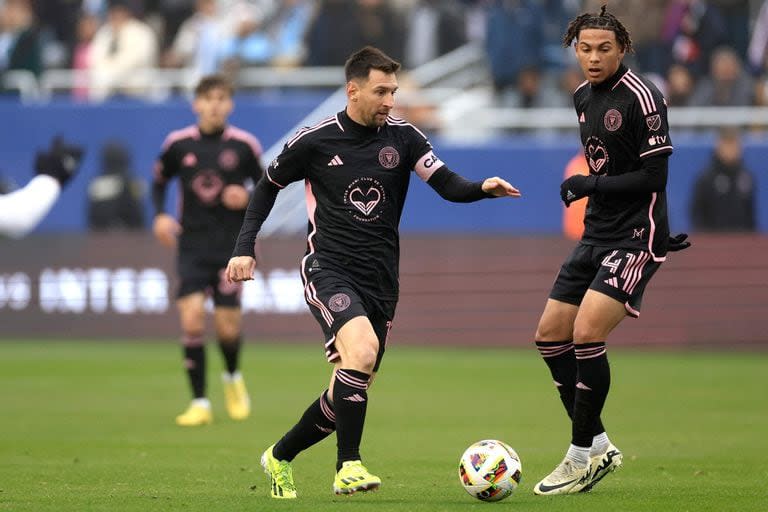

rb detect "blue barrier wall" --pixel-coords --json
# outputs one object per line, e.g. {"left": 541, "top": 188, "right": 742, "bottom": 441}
{"left": 2, "top": 98, "right": 766, "bottom": 233}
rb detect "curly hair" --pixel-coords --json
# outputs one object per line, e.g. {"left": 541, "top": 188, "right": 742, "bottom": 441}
{"left": 562, "top": 4, "right": 633, "bottom": 53}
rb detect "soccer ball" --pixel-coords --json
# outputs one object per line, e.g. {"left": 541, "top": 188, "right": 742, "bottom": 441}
{"left": 458, "top": 439, "right": 522, "bottom": 502}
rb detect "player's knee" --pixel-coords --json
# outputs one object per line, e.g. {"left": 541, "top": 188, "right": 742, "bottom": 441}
{"left": 182, "top": 331, "right": 205, "bottom": 346}
{"left": 535, "top": 320, "right": 570, "bottom": 342}
{"left": 571, "top": 322, "right": 605, "bottom": 342}
{"left": 347, "top": 338, "right": 379, "bottom": 373}
{"left": 217, "top": 325, "right": 240, "bottom": 342}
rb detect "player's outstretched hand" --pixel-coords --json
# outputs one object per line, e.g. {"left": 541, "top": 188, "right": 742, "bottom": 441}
{"left": 153, "top": 213, "right": 181, "bottom": 249}
{"left": 560, "top": 174, "right": 598, "bottom": 207}
{"left": 667, "top": 233, "right": 691, "bottom": 252}
{"left": 34, "top": 136, "right": 85, "bottom": 187}
{"left": 482, "top": 177, "right": 521, "bottom": 198}
{"left": 226, "top": 256, "right": 256, "bottom": 283}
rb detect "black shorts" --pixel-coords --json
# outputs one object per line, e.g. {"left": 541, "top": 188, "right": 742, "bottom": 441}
{"left": 304, "top": 271, "right": 395, "bottom": 372}
{"left": 176, "top": 250, "right": 242, "bottom": 307}
{"left": 549, "top": 243, "right": 662, "bottom": 317}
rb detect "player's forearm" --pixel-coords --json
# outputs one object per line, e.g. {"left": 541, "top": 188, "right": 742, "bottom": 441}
{"left": 595, "top": 155, "right": 668, "bottom": 194}
{"left": 232, "top": 177, "right": 280, "bottom": 257}
{"left": 0, "top": 175, "right": 61, "bottom": 238}
{"left": 426, "top": 166, "right": 490, "bottom": 203}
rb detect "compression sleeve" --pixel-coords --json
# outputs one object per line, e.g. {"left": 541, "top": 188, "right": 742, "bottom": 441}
{"left": 426, "top": 166, "right": 491, "bottom": 203}
{"left": 0, "top": 175, "right": 61, "bottom": 238}
{"left": 232, "top": 176, "right": 281, "bottom": 258}
{"left": 595, "top": 154, "right": 668, "bottom": 194}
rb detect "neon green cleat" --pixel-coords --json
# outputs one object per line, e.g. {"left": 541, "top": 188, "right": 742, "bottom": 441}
{"left": 581, "top": 443, "right": 623, "bottom": 493}
{"left": 333, "top": 460, "right": 381, "bottom": 495}
{"left": 222, "top": 372, "right": 251, "bottom": 420}
{"left": 533, "top": 458, "right": 592, "bottom": 495}
{"left": 175, "top": 400, "right": 213, "bottom": 427}
{"left": 260, "top": 445, "right": 297, "bottom": 499}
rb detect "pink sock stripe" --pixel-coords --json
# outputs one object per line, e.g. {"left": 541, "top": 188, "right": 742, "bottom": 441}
{"left": 320, "top": 391, "right": 335, "bottom": 422}
{"left": 182, "top": 333, "right": 204, "bottom": 346}
{"left": 335, "top": 369, "right": 369, "bottom": 390}
{"left": 537, "top": 343, "right": 574, "bottom": 358}
{"left": 575, "top": 345, "right": 607, "bottom": 359}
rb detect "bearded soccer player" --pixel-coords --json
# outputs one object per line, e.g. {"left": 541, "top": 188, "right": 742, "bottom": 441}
{"left": 532, "top": 6, "right": 691, "bottom": 496}
{"left": 152, "top": 74, "right": 264, "bottom": 427}
{"left": 226, "top": 46, "right": 521, "bottom": 498}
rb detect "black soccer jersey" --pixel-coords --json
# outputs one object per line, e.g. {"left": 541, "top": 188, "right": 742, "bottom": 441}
{"left": 263, "top": 110, "right": 445, "bottom": 301}
{"left": 153, "top": 125, "right": 263, "bottom": 255}
{"left": 574, "top": 63, "right": 673, "bottom": 259}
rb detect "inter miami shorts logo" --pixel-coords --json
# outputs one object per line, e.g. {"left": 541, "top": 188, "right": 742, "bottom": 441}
{"left": 378, "top": 146, "right": 400, "bottom": 169}
{"left": 328, "top": 293, "right": 351, "bottom": 312}
{"left": 603, "top": 109, "right": 622, "bottom": 131}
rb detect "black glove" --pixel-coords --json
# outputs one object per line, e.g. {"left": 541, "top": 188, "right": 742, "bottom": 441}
{"left": 34, "top": 137, "right": 84, "bottom": 187}
{"left": 667, "top": 233, "right": 691, "bottom": 252}
{"left": 560, "top": 174, "right": 598, "bottom": 207}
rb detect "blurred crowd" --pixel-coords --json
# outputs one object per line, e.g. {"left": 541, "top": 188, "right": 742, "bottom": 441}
{"left": 0, "top": 0, "right": 767, "bottom": 108}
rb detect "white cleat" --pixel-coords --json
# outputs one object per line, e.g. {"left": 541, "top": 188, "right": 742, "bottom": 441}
{"left": 581, "top": 443, "right": 623, "bottom": 493}
{"left": 533, "top": 458, "right": 592, "bottom": 496}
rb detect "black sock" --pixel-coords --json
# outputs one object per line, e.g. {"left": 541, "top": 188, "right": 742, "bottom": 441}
{"left": 536, "top": 340, "right": 577, "bottom": 417}
{"left": 273, "top": 390, "right": 335, "bottom": 462}
{"left": 183, "top": 342, "right": 206, "bottom": 399}
{"left": 572, "top": 342, "right": 610, "bottom": 447}
{"left": 218, "top": 336, "right": 241, "bottom": 375}
{"left": 536, "top": 340, "right": 606, "bottom": 437}
{"left": 333, "top": 368, "right": 370, "bottom": 471}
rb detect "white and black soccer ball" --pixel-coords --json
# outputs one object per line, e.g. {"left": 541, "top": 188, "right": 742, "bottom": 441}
{"left": 458, "top": 439, "right": 522, "bottom": 502}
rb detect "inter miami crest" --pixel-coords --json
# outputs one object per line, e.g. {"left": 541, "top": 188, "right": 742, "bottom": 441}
{"left": 378, "top": 146, "right": 400, "bottom": 169}
{"left": 603, "top": 109, "right": 622, "bottom": 131}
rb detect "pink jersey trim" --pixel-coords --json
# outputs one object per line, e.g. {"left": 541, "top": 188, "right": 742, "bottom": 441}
{"left": 162, "top": 125, "right": 199, "bottom": 150}
{"left": 287, "top": 116, "right": 337, "bottom": 147}
{"left": 647, "top": 192, "right": 666, "bottom": 262}
{"left": 639, "top": 146, "right": 673, "bottom": 158}
{"left": 224, "top": 126, "right": 263, "bottom": 156}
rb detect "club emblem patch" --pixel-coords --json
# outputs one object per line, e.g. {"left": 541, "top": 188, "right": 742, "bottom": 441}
{"left": 585, "top": 137, "right": 609, "bottom": 174}
{"left": 328, "top": 293, "right": 351, "bottom": 312}
{"left": 378, "top": 146, "right": 400, "bottom": 169}
{"left": 604, "top": 109, "right": 622, "bottom": 131}
{"left": 344, "top": 177, "right": 386, "bottom": 222}
{"left": 645, "top": 114, "right": 661, "bottom": 131}
{"left": 218, "top": 149, "right": 239, "bottom": 170}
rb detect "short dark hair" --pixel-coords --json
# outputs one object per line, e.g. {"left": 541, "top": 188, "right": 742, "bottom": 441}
{"left": 562, "top": 4, "right": 633, "bottom": 53}
{"left": 344, "top": 46, "right": 401, "bottom": 83}
{"left": 194, "top": 74, "right": 234, "bottom": 97}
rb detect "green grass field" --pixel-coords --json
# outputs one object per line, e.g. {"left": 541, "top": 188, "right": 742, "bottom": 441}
{"left": 1, "top": 341, "right": 766, "bottom": 511}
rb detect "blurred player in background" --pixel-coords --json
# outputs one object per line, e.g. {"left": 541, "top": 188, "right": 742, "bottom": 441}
{"left": 152, "top": 74, "right": 264, "bottom": 427}
{"left": 0, "top": 137, "right": 84, "bottom": 238}
{"left": 532, "top": 6, "right": 691, "bottom": 496}
{"left": 226, "top": 46, "right": 521, "bottom": 499}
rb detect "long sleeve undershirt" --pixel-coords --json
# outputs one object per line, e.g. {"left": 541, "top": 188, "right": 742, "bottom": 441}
{"left": 595, "top": 154, "right": 668, "bottom": 194}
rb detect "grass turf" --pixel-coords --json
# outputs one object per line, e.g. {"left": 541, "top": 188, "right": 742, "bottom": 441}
{"left": 0, "top": 341, "right": 766, "bottom": 511}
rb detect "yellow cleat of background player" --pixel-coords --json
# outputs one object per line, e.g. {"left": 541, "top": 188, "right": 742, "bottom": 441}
{"left": 175, "top": 400, "right": 213, "bottom": 426}
{"left": 222, "top": 372, "right": 251, "bottom": 420}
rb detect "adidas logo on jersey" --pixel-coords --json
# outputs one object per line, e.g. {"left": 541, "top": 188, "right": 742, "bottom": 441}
{"left": 327, "top": 155, "right": 344, "bottom": 166}
{"left": 604, "top": 277, "right": 619, "bottom": 288}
